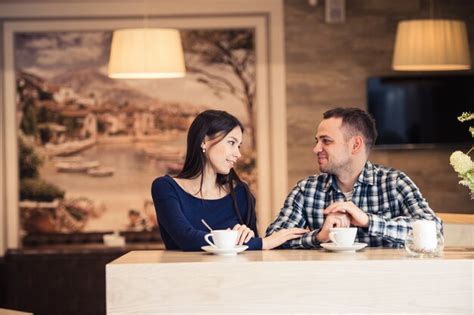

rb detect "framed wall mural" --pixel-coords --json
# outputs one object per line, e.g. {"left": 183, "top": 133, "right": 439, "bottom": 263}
{"left": 1, "top": 0, "right": 286, "bottom": 250}
{"left": 14, "top": 29, "right": 256, "bottom": 236}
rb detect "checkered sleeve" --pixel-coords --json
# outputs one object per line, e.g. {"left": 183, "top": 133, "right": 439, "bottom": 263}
{"left": 265, "top": 180, "right": 318, "bottom": 249}
{"left": 368, "top": 172, "right": 443, "bottom": 245}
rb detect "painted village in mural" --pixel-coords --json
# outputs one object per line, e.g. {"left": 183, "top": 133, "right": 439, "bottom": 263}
{"left": 15, "top": 30, "right": 256, "bottom": 237}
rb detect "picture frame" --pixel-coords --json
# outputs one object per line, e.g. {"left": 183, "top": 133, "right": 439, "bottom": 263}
{"left": 0, "top": 0, "right": 287, "bottom": 252}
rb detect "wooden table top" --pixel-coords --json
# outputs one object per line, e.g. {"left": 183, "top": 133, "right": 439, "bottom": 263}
{"left": 110, "top": 246, "right": 474, "bottom": 265}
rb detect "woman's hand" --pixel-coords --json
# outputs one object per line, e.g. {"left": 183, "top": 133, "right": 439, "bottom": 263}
{"left": 262, "top": 228, "right": 307, "bottom": 250}
{"left": 232, "top": 224, "right": 255, "bottom": 245}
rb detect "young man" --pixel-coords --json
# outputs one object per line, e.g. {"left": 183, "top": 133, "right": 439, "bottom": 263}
{"left": 266, "top": 107, "right": 442, "bottom": 248}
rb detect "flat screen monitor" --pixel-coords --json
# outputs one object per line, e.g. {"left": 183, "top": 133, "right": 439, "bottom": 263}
{"left": 367, "top": 73, "right": 473, "bottom": 148}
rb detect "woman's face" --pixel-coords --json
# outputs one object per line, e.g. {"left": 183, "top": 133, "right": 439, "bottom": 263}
{"left": 204, "top": 126, "right": 242, "bottom": 175}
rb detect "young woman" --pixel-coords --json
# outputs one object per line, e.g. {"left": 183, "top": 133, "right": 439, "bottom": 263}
{"left": 151, "top": 110, "right": 305, "bottom": 251}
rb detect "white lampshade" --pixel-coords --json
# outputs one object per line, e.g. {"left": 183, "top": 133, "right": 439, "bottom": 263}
{"left": 392, "top": 19, "right": 471, "bottom": 71}
{"left": 108, "top": 28, "right": 186, "bottom": 79}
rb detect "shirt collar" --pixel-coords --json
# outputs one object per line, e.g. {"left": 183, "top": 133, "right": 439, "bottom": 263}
{"left": 322, "top": 161, "right": 375, "bottom": 192}
{"left": 323, "top": 174, "right": 337, "bottom": 192}
{"left": 356, "top": 161, "right": 376, "bottom": 186}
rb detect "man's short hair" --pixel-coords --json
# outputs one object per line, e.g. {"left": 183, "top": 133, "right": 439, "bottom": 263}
{"left": 323, "top": 107, "right": 377, "bottom": 151}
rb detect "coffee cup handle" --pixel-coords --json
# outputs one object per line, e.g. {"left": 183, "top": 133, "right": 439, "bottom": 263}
{"left": 204, "top": 233, "right": 217, "bottom": 248}
{"left": 329, "top": 232, "right": 339, "bottom": 246}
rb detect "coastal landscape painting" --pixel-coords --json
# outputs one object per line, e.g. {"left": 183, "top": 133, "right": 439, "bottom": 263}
{"left": 15, "top": 29, "right": 256, "bottom": 237}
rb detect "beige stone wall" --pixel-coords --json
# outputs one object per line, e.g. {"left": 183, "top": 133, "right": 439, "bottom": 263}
{"left": 284, "top": 0, "right": 474, "bottom": 214}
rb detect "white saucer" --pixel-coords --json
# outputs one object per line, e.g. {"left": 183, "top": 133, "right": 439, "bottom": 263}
{"left": 201, "top": 245, "right": 249, "bottom": 256}
{"left": 320, "top": 242, "right": 368, "bottom": 252}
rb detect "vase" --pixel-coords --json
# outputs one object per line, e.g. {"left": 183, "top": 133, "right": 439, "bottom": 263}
{"left": 405, "top": 222, "right": 444, "bottom": 258}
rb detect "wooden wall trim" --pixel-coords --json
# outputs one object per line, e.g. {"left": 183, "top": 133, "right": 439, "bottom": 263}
{"left": 438, "top": 213, "right": 474, "bottom": 224}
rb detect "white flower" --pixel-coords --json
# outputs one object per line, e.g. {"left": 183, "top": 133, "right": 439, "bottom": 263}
{"left": 458, "top": 112, "right": 474, "bottom": 122}
{"left": 449, "top": 151, "right": 473, "bottom": 174}
{"left": 451, "top": 112, "right": 474, "bottom": 199}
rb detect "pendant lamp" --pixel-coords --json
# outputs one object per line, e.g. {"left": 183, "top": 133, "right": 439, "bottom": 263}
{"left": 392, "top": 19, "right": 471, "bottom": 71}
{"left": 108, "top": 28, "right": 186, "bottom": 79}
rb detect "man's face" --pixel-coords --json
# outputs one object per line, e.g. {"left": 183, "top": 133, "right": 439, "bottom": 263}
{"left": 313, "top": 117, "right": 353, "bottom": 174}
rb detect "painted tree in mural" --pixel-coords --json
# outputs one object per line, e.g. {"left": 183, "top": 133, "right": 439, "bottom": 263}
{"left": 183, "top": 30, "right": 256, "bottom": 148}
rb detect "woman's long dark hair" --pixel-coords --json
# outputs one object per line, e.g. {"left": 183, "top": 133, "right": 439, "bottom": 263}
{"left": 176, "top": 110, "right": 257, "bottom": 234}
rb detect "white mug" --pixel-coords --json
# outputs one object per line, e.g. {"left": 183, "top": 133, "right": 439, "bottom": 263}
{"left": 412, "top": 220, "right": 437, "bottom": 250}
{"left": 204, "top": 230, "right": 238, "bottom": 249}
{"left": 329, "top": 227, "right": 357, "bottom": 247}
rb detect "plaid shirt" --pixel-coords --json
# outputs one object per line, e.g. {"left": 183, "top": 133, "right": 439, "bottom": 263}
{"left": 266, "top": 161, "right": 443, "bottom": 248}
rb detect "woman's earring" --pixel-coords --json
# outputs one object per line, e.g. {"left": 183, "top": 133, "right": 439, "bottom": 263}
{"left": 202, "top": 148, "right": 206, "bottom": 153}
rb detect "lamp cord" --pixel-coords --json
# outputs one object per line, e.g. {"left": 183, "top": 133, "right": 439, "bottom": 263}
{"left": 429, "top": 0, "right": 434, "bottom": 19}
{"left": 143, "top": 0, "right": 149, "bottom": 29}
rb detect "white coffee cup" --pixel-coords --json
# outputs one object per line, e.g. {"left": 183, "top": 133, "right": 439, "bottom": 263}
{"left": 329, "top": 227, "right": 357, "bottom": 247}
{"left": 412, "top": 220, "right": 437, "bottom": 250}
{"left": 204, "top": 230, "right": 238, "bottom": 249}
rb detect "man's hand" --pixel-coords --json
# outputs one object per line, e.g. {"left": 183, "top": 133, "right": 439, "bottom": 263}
{"left": 316, "top": 213, "right": 351, "bottom": 242}
{"left": 323, "top": 201, "right": 369, "bottom": 228}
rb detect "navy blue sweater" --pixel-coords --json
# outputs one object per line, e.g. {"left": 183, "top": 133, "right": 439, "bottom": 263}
{"left": 151, "top": 175, "right": 262, "bottom": 251}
